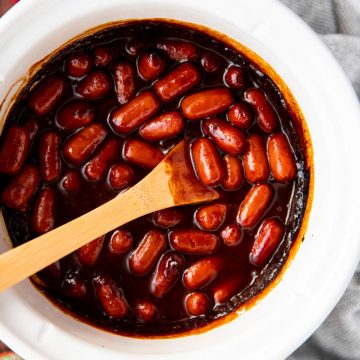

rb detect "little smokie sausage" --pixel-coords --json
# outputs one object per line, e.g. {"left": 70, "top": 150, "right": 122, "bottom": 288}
{"left": 181, "top": 88, "right": 234, "bottom": 120}
{"left": 153, "top": 209, "right": 183, "bottom": 229}
{"left": 195, "top": 203, "right": 227, "bottom": 231}
{"left": 76, "top": 71, "right": 112, "bottom": 99}
{"left": 77, "top": 236, "right": 105, "bottom": 266}
{"left": 154, "top": 63, "right": 201, "bottom": 102}
{"left": 227, "top": 102, "right": 253, "bottom": 129}
{"left": 60, "top": 170, "right": 82, "bottom": 193}
{"left": 107, "top": 163, "right": 134, "bottom": 190}
{"left": 157, "top": 39, "right": 199, "bottom": 62}
{"left": 39, "top": 131, "right": 61, "bottom": 182}
{"left": 250, "top": 218, "right": 285, "bottom": 266}
{"left": 211, "top": 276, "right": 243, "bottom": 303}
{"left": 108, "top": 230, "right": 133, "bottom": 254}
{"left": 134, "top": 300, "right": 158, "bottom": 322}
{"left": 110, "top": 91, "right": 160, "bottom": 134}
{"left": 243, "top": 134, "right": 269, "bottom": 183}
{"left": 237, "top": 183, "right": 273, "bottom": 227}
{"left": 139, "top": 111, "right": 184, "bottom": 141}
{"left": 114, "top": 62, "right": 136, "bottom": 105}
{"left": 224, "top": 66, "right": 246, "bottom": 90}
{"left": 24, "top": 120, "right": 39, "bottom": 142}
{"left": 0, "top": 126, "right": 30, "bottom": 175}
{"left": 185, "top": 292, "right": 211, "bottom": 315}
{"left": 222, "top": 155, "right": 243, "bottom": 190}
{"left": 201, "top": 51, "right": 221, "bottom": 73}
{"left": 62, "top": 270, "right": 87, "bottom": 298}
{"left": 84, "top": 138, "right": 119, "bottom": 181}
{"left": 65, "top": 54, "right": 93, "bottom": 77}
{"left": 1, "top": 165, "right": 40, "bottom": 210}
{"left": 63, "top": 123, "right": 107, "bottom": 165}
{"left": 202, "top": 118, "right": 246, "bottom": 156}
{"left": 183, "top": 256, "right": 223, "bottom": 290}
{"left": 28, "top": 75, "right": 66, "bottom": 116}
{"left": 123, "top": 139, "right": 164, "bottom": 169}
{"left": 244, "top": 88, "right": 278, "bottom": 133}
{"left": 267, "top": 133, "right": 297, "bottom": 182}
{"left": 56, "top": 100, "right": 95, "bottom": 129}
{"left": 128, "top": 230, "right": 167, "bottom": 276}
{"left": 66, "top": 53, "right": 92, "bottom": 77}
{"left": 150, "top": 251, "right": 185, "bottom": 298}
{"left": 31, "top": 188, "right": 56, "bottom": 234}
{"left": 191, "top": 138, "right": 224, "bottom": 187}
{"left": 94, "top": 46, "right": 112, "bottom": 66}
{"left": 170, "top": 229, "right": 219, "bottom": 255}
{"left": 94, "top": 275, "right": 129, "bottom": 318}
{"left": 138, "top": 50, "right": 166, "bottom": 81}
{"left": 220, "top": 224, "right": 243, "bottom": 246}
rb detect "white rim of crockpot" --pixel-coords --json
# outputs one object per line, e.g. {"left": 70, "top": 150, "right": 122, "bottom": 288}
{"left": 0, "top": 0, "right": 359, "bottom": 359}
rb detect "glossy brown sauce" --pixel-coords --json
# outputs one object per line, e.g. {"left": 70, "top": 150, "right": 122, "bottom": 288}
{"left": 0, "top": 20, "right": 310, "bottom": 336}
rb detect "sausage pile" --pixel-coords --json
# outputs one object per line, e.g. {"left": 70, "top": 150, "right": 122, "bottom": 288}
{"left": 0, "top": 21, "right": 307, "bottom": 335}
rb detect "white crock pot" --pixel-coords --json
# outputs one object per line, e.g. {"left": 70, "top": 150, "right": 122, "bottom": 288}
{"left": 0, "top": 0, "right": 360, "bottom": 359}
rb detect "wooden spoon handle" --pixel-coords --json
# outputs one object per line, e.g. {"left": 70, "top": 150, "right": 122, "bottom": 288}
{"left": 0, "top": 162, "right": 173, "bottom": 291}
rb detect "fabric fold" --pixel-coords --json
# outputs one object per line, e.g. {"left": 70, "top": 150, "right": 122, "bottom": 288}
{"left": 282, "top": 2, "right": 360, "bottom": 359}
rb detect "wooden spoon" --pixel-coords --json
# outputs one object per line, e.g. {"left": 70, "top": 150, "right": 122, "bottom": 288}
{"left": 0, "top": 140, "right": 219, "bottom": 291}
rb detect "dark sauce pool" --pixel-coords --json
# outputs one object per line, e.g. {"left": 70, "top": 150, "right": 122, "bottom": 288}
{"left": 0, "top": 20, "right": 310, "bottom": 336}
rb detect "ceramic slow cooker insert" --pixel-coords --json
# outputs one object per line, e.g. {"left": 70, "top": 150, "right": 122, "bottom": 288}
{"left": 0, "top": 1, "right": 359, "bottom": 359}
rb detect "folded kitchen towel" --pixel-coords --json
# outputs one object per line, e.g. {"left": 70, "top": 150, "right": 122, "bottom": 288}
{"left": 280, "top": 1, "right": 360, "bottom": 359}
{"left": 281, "top": 0, "right": 360, "bottom": 97}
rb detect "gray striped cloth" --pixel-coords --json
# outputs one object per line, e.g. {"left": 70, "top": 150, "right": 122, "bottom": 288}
{"left": 281, "top": 1, "right": 360, "bottom": 359}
